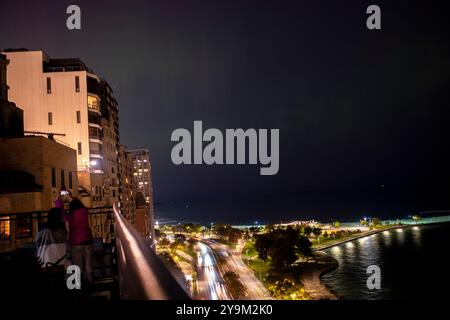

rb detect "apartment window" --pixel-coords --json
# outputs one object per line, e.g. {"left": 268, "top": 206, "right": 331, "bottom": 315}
{"left": 76, "top": 110, "right": 81, "bottom": 124}
{"left": 51, "top": 168, "right": 56, "bottom": 188}
{"left": 61, "top": 170, "right": 66, "bottom": 188}
{"left": 48, "top": 112, "right": 53, "bottom": 125}
{"left": 46, "top": 77, "right": 51, "bottom": 94}
{"left": 77, "top": 142, "right": 82, "bottom": 155}
{"left": 68, "top": 172, "right": 73, "bottom": 189}
{"left": 75, "top": 76, "right": 80, "bottom": 92}
{"left": 16, "top": 217, "right": 32, "bottom": 239}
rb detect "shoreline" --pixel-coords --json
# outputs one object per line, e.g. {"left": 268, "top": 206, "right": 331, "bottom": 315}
{"left": 303, "top": 221, "right": 450, "bottom": 300}
{"left": 298, "top": 251, "right": 339, "bottom": 300}
{"left": 314, "top": 224, "right": 416, "bottom": 251}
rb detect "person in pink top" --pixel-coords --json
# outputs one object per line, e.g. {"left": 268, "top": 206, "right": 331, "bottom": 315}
{"left": 65, "top": 198, "right": 94, "bottom": 284}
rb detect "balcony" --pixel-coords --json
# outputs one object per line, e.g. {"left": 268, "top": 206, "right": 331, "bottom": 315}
{"left": 88, "top": 101, "right": 100, "bottom": 113}
{"left": 88, "top": 96, "right": 101, "bottom": 114}
{"left": 88, "top": 111, "right": 101, "bottom": 127}
{"left": 89, "top": 127, "right": 103, "bottom": 143}
{"left": 0, "top": 206, "right": 188, "bottom": 300}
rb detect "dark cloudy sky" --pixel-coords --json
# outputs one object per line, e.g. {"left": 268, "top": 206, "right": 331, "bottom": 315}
{"left": 1, "top": 0, "right": 450, "bottom": 219}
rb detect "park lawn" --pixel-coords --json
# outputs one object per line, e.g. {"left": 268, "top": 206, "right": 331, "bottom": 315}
{"left": 243, "top": 241, "right": 258, "bottom": 258}
{"left": 248, "top": 258, "right": 272, "bottom": 283}
{"left": 242, "top": 241, "right": 272, "bottom": 283}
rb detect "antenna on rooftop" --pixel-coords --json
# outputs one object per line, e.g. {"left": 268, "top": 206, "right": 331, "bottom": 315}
{"left": 24, "top": 130, "right": 66, "bottom": 141}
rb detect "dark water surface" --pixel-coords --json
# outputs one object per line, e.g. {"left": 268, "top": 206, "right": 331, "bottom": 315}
{"left": 321, "top": 223, "right": 450, "bottom": 299}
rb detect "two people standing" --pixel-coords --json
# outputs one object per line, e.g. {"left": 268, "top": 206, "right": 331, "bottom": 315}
{"left": 36, "top": 195, "right": 94, "bottom": 286}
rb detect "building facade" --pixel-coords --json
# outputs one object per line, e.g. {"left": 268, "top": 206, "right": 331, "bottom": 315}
{"left": 1, "top": 53, "right": 78, "bottom": 213}
{"left": 118, "top": 145, "right": 136, "bottom": 225}
{"left": 0, "top": 136, "right": 79, "bottom": 212}
{"left": 128, "top": 149, "right": 155, "bottom": 242}
{"left": 3, "top": 49, "right": 118, "bottom": 208}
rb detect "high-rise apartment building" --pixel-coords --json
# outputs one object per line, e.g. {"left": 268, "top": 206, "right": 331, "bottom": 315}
{"left": 1, "top": 53, "right": 78, "bottom": 215}
{"left": 128, "top": 149, "right": 155, "bottom": 241}
{"left": 3, "top": 49, "right": 118, "bottom": 208}
{"left": 98, "top": 80, "right": 120, "bottom": 208}
{"left": 118, "top": 145, "right": 136, "bottom": 225}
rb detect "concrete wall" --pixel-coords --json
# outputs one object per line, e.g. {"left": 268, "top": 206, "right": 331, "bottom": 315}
{"left": 0, "top": 192, "right": 44, "bottom": 213}
{"left": 0, "top": 136, "right": 78, "bottom": 210}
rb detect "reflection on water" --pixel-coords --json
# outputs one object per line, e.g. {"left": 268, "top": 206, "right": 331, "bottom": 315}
{"left": 321, "top": 224, "right": 450, "bottom": 299}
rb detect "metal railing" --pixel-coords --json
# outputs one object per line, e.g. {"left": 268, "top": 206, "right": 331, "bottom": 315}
{"left": 0, "top": 205, "right": 189, "bottom": 300}
{"left": 0, "top": 207, "right": 114, "bottom": 253}
{"left": 113, "top": 205, "right": 189, "bottom": 300}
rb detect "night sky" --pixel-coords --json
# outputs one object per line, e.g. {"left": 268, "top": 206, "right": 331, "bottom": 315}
{"left": 1, "top": 0, "right": 450, "bottom": 222}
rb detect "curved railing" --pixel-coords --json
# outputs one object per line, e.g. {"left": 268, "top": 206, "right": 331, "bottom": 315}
{"left": 113, "top": 205, "right": 189, "bottom": 300}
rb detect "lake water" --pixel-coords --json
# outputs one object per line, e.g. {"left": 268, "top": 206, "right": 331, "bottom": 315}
{"left": 321, "top": 223, "right": 450, "bottom": 299}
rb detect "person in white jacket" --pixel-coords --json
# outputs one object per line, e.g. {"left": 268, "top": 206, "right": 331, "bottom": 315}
{"left": 36, "top": 208, "right": 68, "bottom": 269}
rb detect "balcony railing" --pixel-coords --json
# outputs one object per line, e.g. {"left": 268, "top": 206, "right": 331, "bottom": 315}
{"left": 88, "top": 101, "right": 100, "bottom": 113}
{"left": 113, "top": 205, "right": 189, "bottom": 299}
{"left": 0, "top": 207, "right": 114, "bottom": 253}
{"left": 0, "top": 206, "right": 189, "bottom": 300}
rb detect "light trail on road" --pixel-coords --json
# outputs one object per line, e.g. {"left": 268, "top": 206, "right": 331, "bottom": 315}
{"left": 195, "top": 242, "right": 230, "bottom": 300}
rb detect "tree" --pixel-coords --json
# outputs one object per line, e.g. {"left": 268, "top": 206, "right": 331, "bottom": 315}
{"left": 372, "top": 217, "right": 382, "bottom": 226}
{"left": 214, "top": 223, "right": 231, "bottom": 240}
{"left": 303, "top": 226, "right": 313, "bottom": 236}
{"left": 228, "top": 228, "right": 243, "bottom": 244}
{"left": 296, "top": 235, "right": 313, "bottom": 262}
{"left": 266, "top": 277, "right": 309, "bottom": 300}
{"left": 312, "top": 228, "right": 322, "bottom": 244}
{"left": 254, "top": 234, "right": 272, "bottom": 262}
{"left": 183, "top": 223, "right": 195, "bottom": 233}
{"left": 223, "top": 272, "right": 246, "bottom": 299}
{"left": 268, "top": 238, "right": 297, "bottom": 268}
{"left": 158, "top": 237, "right": 170, "bottom": 247}
{"left": 213, "top": 224, "right": 242, "bottom": 244}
